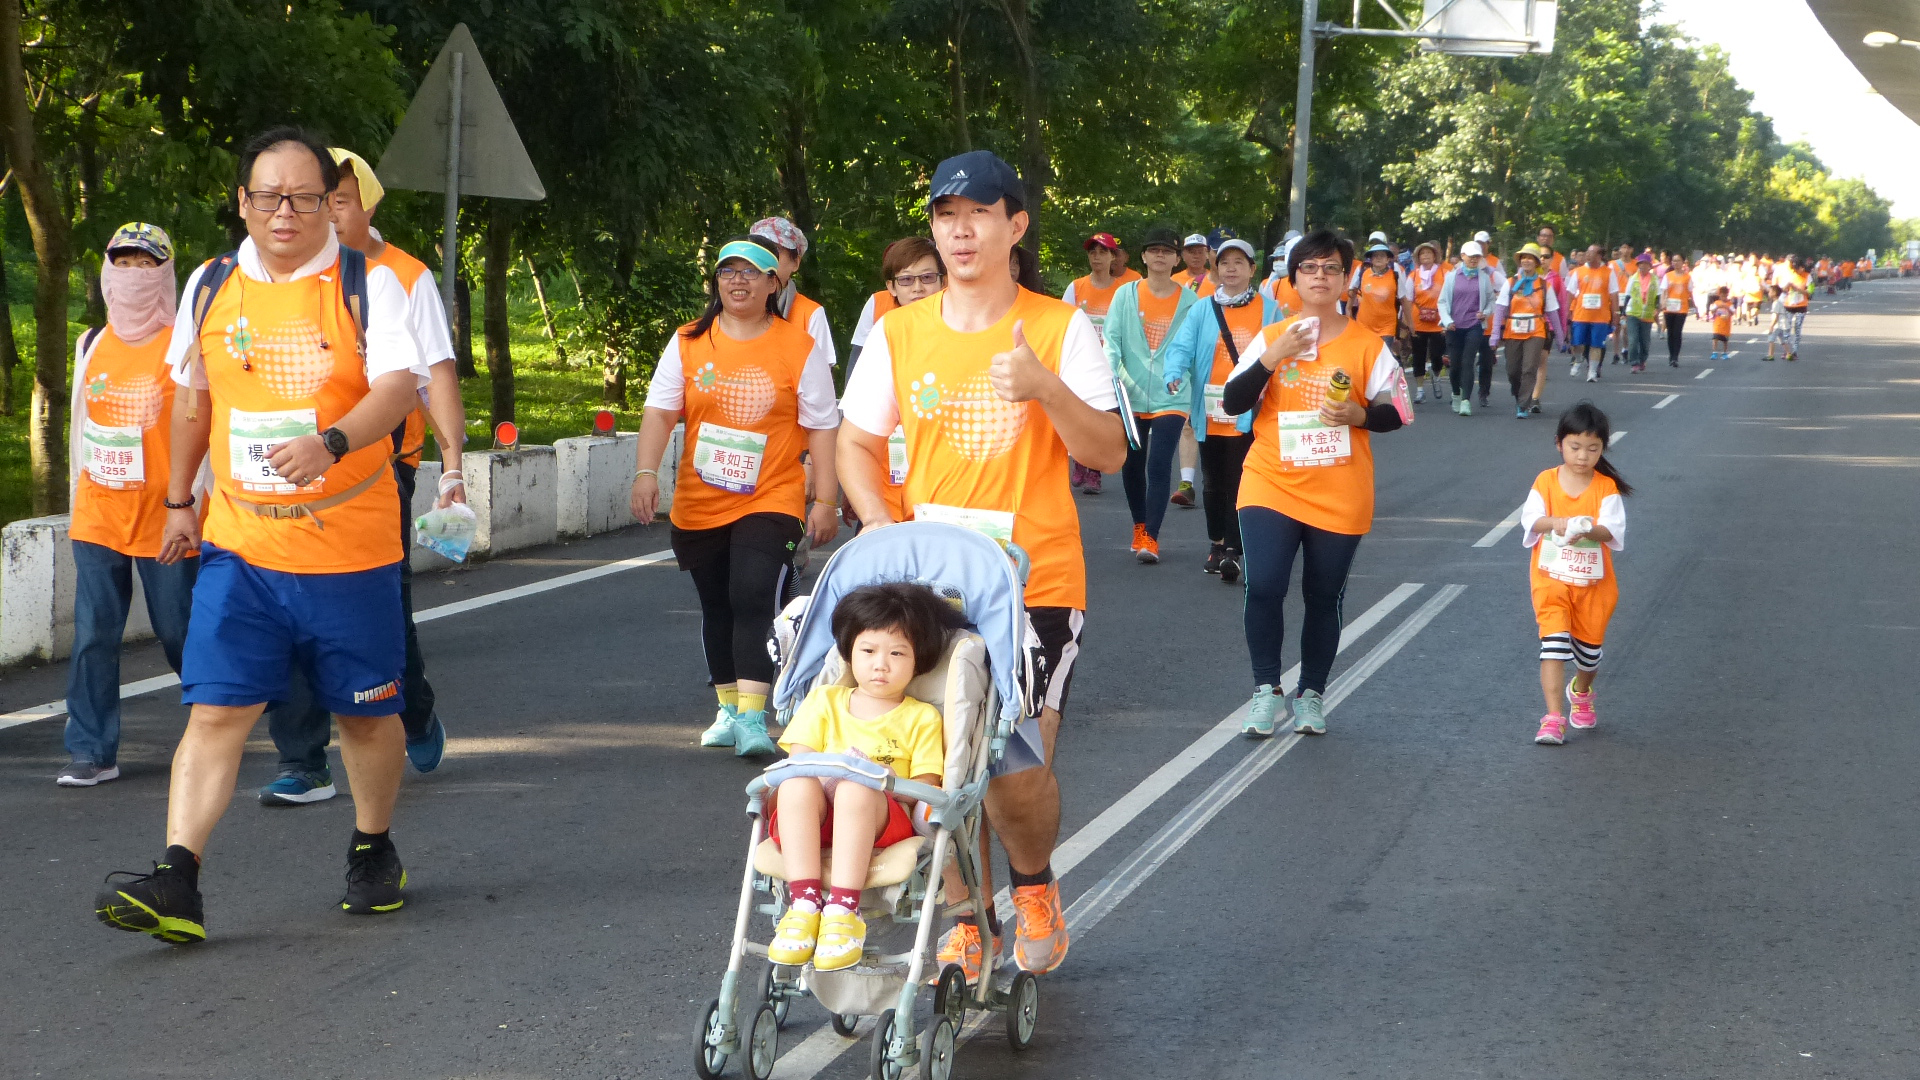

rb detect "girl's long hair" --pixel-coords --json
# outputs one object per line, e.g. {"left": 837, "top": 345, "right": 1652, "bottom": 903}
{"left": 682, "top": 235, "right": 781, "bottom": 340}
{"left": 1555, "top": 401, "right": 1634, "bottom": 496}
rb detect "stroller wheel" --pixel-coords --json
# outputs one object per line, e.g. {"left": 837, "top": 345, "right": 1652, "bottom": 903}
{"left": 749, "top": 1003, "right": 780, "bottom": 1080}
{"left": 693, "top": 998, "right": 730, "bottom": 1080}
{"left": 920, "top": 1015, "right": 957, "bottom": 1080}
{"left": 1005, "top": 971, "right": 1040, "bottom": 1052}
{"left": 831, "top": 1012, "right": 861, "bottom": 1037}
{"left": 869, "top": 1008, "right": 906, "bottom": 1080}
{"left": 761, "top": 966, "right": 791, "bottom": 1029}
{"left": 933, "top": 964, "right": 969, "bottom": 1025}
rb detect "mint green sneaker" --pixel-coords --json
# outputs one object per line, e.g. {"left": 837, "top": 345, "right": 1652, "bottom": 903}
{"left": 1240, "top": 685, "right": 1284, "bottom": 738}
{"left": 699, "top": 705, "right": 737, "bottom": 748}
{"left": 1292, "top": 689, "right": 1326, "bottom": 735}
{"left": 732, "top": 710, "right": 778, "bottom": 758}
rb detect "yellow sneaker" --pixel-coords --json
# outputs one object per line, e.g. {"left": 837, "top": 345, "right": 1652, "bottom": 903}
{"left": 811, "top": 911, "right": 867, "bottom": 972}
{"left": 1011, "top": 882, "right": 1070, "bottom": 974}
{"left": 767, "top": 908, "right": 820, "bottom": 966}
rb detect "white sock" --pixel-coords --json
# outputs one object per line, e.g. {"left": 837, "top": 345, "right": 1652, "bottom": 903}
{"left": 1180, "top": 468, "right": 1195, "bottom": 483}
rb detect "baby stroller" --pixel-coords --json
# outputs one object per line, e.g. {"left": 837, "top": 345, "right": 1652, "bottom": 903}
{"left": 694, "top": 522, "right": 1047, "bottom": 1080}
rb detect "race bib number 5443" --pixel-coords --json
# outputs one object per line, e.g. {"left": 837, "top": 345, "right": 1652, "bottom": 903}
{"left": 1278, "top": 411, "right": 1351, "bottom": 468}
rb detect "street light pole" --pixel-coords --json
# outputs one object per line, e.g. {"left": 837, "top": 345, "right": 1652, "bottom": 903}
{"left": 1288, "top": 0, "right": 1318, "bottom": 236}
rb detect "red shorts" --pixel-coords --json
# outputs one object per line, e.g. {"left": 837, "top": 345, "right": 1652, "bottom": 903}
{"left": 768, "top": 793, "right": 917, "bottom": 850}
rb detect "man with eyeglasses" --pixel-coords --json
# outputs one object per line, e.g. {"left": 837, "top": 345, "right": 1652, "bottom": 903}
{"left": 93, "top": 127, "right": 430, "bottom": 945}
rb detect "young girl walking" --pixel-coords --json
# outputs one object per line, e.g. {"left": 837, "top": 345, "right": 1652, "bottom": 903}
{"left": 1523, "top": 402, "right": 1631, "bottom": 745}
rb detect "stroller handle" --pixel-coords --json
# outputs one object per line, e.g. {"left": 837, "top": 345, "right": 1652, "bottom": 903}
{"left": 742, "top": 760, "right": 953, "bottom": 817}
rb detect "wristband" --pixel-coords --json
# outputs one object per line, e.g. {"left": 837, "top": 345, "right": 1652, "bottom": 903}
{"left": 815, "top": 497, "right": 840, "bottom": 509}
{"left": 164, "top": 495, "right": 195, "bottom": 510}
{"left": 636, "top": 469, "right": 658, "bottom": 479}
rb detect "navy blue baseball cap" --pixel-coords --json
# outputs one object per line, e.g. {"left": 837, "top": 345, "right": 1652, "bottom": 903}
{"left": 929, "top": 150, "right": 1026, "bottom": 210}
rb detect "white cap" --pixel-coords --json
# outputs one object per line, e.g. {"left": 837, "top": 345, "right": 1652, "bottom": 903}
{"left": 1368, "top": 230, "right": 1389, "bottom": 244}
{"left": 1182, "top": 233, "right": 1209, "bottom": 248}
{"left": 1283, "top": 229, "right": 1302, "bottom": 243}
{"left": 1460, "top": 241, "right": 1484, "bottom": 257}
{"left": 1474, "top": 231, "right": 1491, "bottom": 244}
{"left": 1216, "top": 238, "right": 1257, "bottom": 263}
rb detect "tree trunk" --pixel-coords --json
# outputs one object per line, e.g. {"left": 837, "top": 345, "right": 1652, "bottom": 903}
{"left": 777, "top": 95, "right": 818, "bottom": 289}
{"left": 77, "top": 96, "right": 104, "bottom": 329}
{"left": 950, "top": 0, "right": 971, "bottom": 152}
{"left": 603, "top": 244, "right": 633, "bottom": 406}
{"left": 523, "top": 253, "right": 565, "bottom": 365}
{"left": 453, "top": 269, "right": 475, "bottom": 377}
{"left": 484, "top": 201, "right": 515, "bottom": 426}
{"left": 0, "top": 241, "right": 17, "bottom": 415}
{"left": 994, "top": 0, "right": 1048, "bottom": 253}
{"left": 0, "top": 3, "right": 73, "bottom": 514}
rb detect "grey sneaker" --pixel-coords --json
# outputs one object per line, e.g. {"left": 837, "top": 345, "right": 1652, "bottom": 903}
{"left": 57, "top": 761, "right": 120, "bottom": 787}
{"left": 258, "top": 768, "right": 337, "bottom": 805}
{"left": 1240, "top": 685, "right": 1284, "bottom": 738}
{"left": 1292, "top": 689, "right": 1327, "bottom": 735}
{"left": 699, "top": 705, "right": 737, "bottom": 747}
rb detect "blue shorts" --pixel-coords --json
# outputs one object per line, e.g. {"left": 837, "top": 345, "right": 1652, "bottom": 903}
{"left": 1568, "top": 321, "right": 1612, "bottom": 349}
{"left": 181, "top": 544, "right": 406, "bottom": 716}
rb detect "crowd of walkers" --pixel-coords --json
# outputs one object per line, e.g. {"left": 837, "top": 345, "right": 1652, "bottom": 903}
{"left": 64, "top": 127, "right": 1853, "bottom": 996}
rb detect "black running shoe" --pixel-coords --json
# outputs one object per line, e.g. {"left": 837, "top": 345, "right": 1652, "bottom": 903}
{"left": 1204, "top": 543, "right": 1225, "bottom": 575}
{"left": 1218, "top": 550, "right": 1243, "bottom": 585}
{"left": 341, "top": 839, "right": 408, "bottom": 914}
{"left": 96, "top": 860, "right": 205, "bottom": 944}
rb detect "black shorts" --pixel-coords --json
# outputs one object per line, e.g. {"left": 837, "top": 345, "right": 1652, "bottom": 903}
{"left": 1027, "top": 606, "right": 1085, "bottom": 716}
{"left": 669, "top": 512, "right": 803, "bottom": 575}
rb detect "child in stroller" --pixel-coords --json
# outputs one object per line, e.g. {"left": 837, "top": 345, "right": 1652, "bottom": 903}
{"left": 766, "top": 582, "right": 967, "bottom": 972}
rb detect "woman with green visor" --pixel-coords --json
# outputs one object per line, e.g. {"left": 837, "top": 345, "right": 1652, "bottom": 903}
{"left": 630, "top": 236, "right": 842, "bottom": 756}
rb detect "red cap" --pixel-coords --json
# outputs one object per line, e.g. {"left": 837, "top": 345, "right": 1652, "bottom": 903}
{"left": 1083, "top": 233, "right": 1119, "bottom": 252}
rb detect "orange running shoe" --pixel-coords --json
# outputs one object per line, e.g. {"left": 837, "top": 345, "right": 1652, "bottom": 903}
{"left": 934, "top": 921, "right": 1002, "bottom": 984}
{"left": 1129, "top": 523, "right": 1148, "bottom": 556}
{"left": 1135, "top": 534, "right": 1160, "bottom": 564}
{"left": 1011, "top": 882, "right": 1070, "bottom": 973}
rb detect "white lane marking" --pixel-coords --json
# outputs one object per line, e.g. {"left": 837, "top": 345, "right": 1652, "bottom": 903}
{"left": 939, "top": 586, "right": 1469, "bottom": 1056}
{"left": 1473, "top": 508, "right": 1523, "bottom": 548}
{"left": 1652, "top": 394, "right": 1678, "bottom": 410}
{"left": 1696, "top": 368, "right": 1713, "bottom": 380}
{"left": 1610, "top": 430, "right": 1628, "bottom": 446}
{"left": 1727, "top": 351, "right": 1740, "bottom": 358}
{"left": 0, "top": 547, "right": 678, "bottom": 728}
{"left": 768, "top": 583, "right": 1429, "bottom": 1079}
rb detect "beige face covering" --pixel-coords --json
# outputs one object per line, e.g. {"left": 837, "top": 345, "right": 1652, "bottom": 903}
{"left": 100, "top": 255, "right": 178, "bottom": 344}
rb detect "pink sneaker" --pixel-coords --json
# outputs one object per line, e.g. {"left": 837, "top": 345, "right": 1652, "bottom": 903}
{"left": 1534, "top": 714, "right": 1567, "bottom": 745}
{"left": 1566, "top": 680, "right": 1597, "bottom": 729}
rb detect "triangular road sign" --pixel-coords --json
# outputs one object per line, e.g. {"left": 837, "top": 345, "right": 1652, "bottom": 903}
{"left": 376, "top": 23, "right": 545, "bottom": 201}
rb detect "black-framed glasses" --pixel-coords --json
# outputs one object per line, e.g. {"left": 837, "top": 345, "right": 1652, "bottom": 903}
{"left": 716, "top": 266, "right": 765, "bottom": 283}
{"left": 891, "top": 272, "right": 943, "bottom": 289}
{"left": 243, "top": 190, "right": 326, "bottom": 214}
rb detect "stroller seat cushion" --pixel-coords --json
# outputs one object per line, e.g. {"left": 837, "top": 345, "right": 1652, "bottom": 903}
{"left": 754, "top": 836, "right": 927, "bottom": 889}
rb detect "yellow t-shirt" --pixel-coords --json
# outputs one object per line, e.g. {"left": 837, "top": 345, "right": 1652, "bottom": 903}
{"left": 778, "top": 684, "right": 946, "bottom": 780}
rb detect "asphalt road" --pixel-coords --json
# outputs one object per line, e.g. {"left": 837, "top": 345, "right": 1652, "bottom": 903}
{"left": 3, "top": 280, "right": 1916, "bottom": 1080}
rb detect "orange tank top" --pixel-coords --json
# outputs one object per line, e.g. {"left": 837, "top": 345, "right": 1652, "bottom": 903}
{"left": 1237, "top": 316, "right": 1387, "bottom": 535}
{"left": 197, "top": 257, "right": 403, "bottom": 573}
{"left": 1569, "top": 266, "right": 1615, "bottom": 323}
{"left": 882, "top": 289, "right": 1087, "bottom": 610}
{"left": 1355, "top": 268, "right": 1400, "bottom": 335}
{"left": 71, "top": 328, "right": 179, "bottom": 558}
{"left": 1409, "top": 266, "right": 1443, "bottom": 332}
{"left": 1528, "top": 467, "right": 1619, "bottom": 605}
{"left": 1206, "top": 302, "right": 1266, "bottom": 437}
{"left": 668, "top": 318, "right": 815, "bottom": 531}
{"left": 369, "top": 243, "right": 434, "bottom": 467}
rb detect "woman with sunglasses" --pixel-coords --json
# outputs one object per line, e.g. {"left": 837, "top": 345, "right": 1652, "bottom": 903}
{"left": 630, "top": 237, "right": 842, "bottom": 757}
{"left": 1219, "top": 230, "right": 1410, "bottom": 739}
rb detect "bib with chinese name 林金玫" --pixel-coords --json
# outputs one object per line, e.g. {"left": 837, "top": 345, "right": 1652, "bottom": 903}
{"left": 228, "top": 407, "right": 319, "bottom": 494}
{"left": 1278, "top": 410, "right": 1352, "bottom": 468}
{"left": 82, "top": 418, "right": 145, "bottom": 489}
{"left": 913, "top": 503, "right": 1015, "bottom": 545}
{"left": 887, "top": 425, "right": 908, "bottom": 485}
{"left": 1538, "top": 535, "right": 1606, "bottom": 586}
{"left": 692, "top": 421, "right": 768, "bottom": 494}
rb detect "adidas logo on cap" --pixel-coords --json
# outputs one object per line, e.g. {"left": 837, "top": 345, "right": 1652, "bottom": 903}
{"left": 952, "top": 170, "right": 968, "bottom": 179}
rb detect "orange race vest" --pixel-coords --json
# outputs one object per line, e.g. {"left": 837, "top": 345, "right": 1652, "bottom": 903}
{"left": 1504, "top": 283, "right": 1548, "bottom": 340}
{"left": 786, "top": 292, "right": 826, "bottom": 344}
{"left": 71, "top": 328, "right": 179, "bottom": 558}
{"left": 1529, "top": 467, "right": 1620, "bottom": 621}
{"left": 1662, "top": 271, "right": 1692, "bottom": 315}
{"left": 197, "top": 256, "right": 402, "bottom": 574}
{"left": 1069, "top": 274, "right": 1124, "bottom": 339}
{"left": 881, "top": 289, "right": 1087, "bottom": 610}
{"left": 1238, "top": 316, "right": 1388, "bottom": 536}
{"left": 1409, "top": 267, "right": 1444, "bottom": 332}
{"left": 1568, "top": 266, "right": 1615, "bottom": 323}
{"left": 1206, "top": 302, "right": 1268, "bottom": 438}
{"left": 668, "top": 317, "right": 815, "bottom": 532}
{"left": 1354, "top": 267, "right": 1400, "bottom": 336}
{"left": 369, "top": 242, "right": 435, "bottom": 468}
{"left": 871, "top": 289, "right": 899, "bottom": 319}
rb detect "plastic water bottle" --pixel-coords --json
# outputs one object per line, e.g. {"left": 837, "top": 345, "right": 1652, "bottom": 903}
{"left": 415, "top": 503, "right": 477, "bottom": 563}
{"left": 1326, "top": 369, "right": 1352, "bottom": 403}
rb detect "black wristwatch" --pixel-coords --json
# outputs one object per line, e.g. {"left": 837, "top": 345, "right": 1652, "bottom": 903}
{"left": 321, "top": 427, "right": 350, "bottom": 462}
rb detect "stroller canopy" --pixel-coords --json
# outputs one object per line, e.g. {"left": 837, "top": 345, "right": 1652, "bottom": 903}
{"left": 773, "top": 523, "right": 1029, "bottom": 731}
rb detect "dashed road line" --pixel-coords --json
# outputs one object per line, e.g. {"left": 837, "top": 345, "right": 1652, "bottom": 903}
{"left": 1653, "top": 394, "right": 1678, "bottom": 409}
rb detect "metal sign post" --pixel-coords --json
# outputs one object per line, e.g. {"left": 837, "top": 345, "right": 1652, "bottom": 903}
{"left": 1288, "top": 0, "right": 1555, "bottom": 234}
{"left": 376, "top": 24, "right": 546, "bottom": 322}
